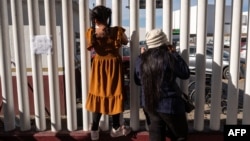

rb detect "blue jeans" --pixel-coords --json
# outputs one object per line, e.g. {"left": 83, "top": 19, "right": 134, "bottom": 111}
{"left": 145, "top": 109, "right": 188, "bottom": 141}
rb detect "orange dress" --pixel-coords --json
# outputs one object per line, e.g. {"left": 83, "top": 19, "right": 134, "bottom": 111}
{"left": 85, "top": 26, "right": 126, "bottom": 115}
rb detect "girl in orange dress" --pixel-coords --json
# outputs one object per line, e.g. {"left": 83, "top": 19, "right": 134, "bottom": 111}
{"left": 85, "top": 5, "right": 131, "bottom": 140}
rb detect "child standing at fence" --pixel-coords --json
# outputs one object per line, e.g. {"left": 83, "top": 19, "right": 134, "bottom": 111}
{"left": 85, "top": 5, "right": 131, "bottom": 140}
{"left": 134, "top": 29, "right": 190, "bottom": 141}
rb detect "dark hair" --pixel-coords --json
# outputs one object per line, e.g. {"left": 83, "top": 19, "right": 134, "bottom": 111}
{"left": 140, "top": 45, "right": 175, "bottom": 112}
{"left": 91, "top": 5, "right": 112, "bottom": 27}
{"left": 90, "top": 5, "right": 112, "bottom": 44}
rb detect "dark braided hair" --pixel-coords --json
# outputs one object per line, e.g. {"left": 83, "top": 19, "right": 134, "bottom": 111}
{"left": 90, "top": 5, "right": 112, "bottom": 45}
{"left": 141, "top": 45, "right": 175, "bottom": 112}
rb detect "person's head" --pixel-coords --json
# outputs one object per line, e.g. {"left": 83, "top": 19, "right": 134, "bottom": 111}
{"left": 91, "top": 5, "right": 112, "bottom": 27}
{"left": 145, "top": 29, "right": 170, "bottom": 49}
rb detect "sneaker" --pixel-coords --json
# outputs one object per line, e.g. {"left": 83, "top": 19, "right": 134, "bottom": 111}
{"left": 122, "top": 125, "right": 131, "bottom": 136}
{"left": 110, "top": 125, "right": 131, "bottom": 137}
{"left": 90, "top": 130, "right": 99, "bottom": 140}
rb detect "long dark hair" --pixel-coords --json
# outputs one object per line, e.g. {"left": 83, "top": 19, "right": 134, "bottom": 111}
{"left": 90, "top": 5, "right": 112, "bottom": 44}
{"left": 141, "top": 45, "right": 175, "bottom": 112}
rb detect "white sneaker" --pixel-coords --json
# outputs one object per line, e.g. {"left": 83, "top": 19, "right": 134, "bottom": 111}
{"left": 110, "top": 125, "right": 131, "bottom": 137}
{"left": 122, "top": 125, "right": 131, "bottom": 136}
{"left": 91, "top": 130, "right": 99, "bottom": 140}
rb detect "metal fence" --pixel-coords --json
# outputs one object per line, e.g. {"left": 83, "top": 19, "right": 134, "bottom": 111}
{"left": 0, "top": 0, "right": 249, "bottom": 133}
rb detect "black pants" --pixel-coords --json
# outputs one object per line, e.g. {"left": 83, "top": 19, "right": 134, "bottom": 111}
{"left": 145, "top": 109, "right": 188, "bottom": 141}
{"left": 91, "top": 112, "right": 121, "bottom": 131}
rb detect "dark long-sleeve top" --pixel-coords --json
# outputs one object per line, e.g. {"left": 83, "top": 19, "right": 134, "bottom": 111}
{"left": 134, "top": 52, "right": 190, "bottom": 114}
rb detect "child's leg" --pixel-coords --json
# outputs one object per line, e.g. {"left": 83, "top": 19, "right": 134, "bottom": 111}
{"left": 91, "top": 112, "right": 102, "bottom": 130}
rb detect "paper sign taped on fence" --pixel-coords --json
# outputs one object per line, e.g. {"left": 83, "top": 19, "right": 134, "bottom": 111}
{"left": 32, "top": 35, "right": 52, "bottom": 54}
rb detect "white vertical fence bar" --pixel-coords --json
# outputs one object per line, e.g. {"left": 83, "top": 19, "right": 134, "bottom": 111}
{"left": 111, "top": 0, "right": 123, "bottom": 130}
{"left": 62, "top": 0, "right": 77, "bottom": 131}
{"left": 179, "top": 0, "right": 190, "bottom": 93}
{"left": 146, "top": 0, "right": 155, "bottom": 32}
{"left": 227, "top": 0, "right": 242, "bottom": 124}
{"left": 129, "top": 0, "right": 140, "bottom": 131}
{"left": 242, "top": 1, "right": 250, "bottom": 125}
{"left": 112, "top": 0, "right": 122, "bottom": 26}
{"left": 10, "top": 0, "right": 31, "bottom": 131}
{"left": 162, "top": 0, "right": 172, "bottom": 43}
{"left": 210, "top": 0, "right": 225, "bottom": 130}
{"left": 194, "top": 0, "right": 207, "bottom": 131}
{"left": 79, "top": 0, "right": 90, "bottom": 131}
{"left": 27, "top": 0, "right": 46, "bottom": 131}
{"left": 96, "top": 0, "right": 106, "bottom": 6}
{"left": 99, "top": 114, "right": 109, "bottom": 131}
{"left": 44, "top": 0, "right": 62, "bottom": 131}
{"left": 0, "top": 0, "right": 15, "bottom": 131}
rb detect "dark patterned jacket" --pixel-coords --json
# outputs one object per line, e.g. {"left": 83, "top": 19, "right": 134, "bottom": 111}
{"left": 134, "top": 52, "right": 190, "bottom": 114}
